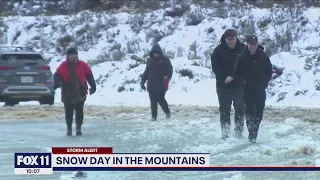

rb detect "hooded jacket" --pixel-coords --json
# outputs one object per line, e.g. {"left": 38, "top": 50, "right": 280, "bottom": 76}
{"left": 234, "top": 45, "right": 273, "bottom": 90}
{"left": 141, "top": 44, "right": 173, "bottom": 92}
{"left": 211, "top": 35, "right": 246, "bottom": 88}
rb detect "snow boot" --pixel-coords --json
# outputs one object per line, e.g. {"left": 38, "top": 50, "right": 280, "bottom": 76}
{"left": 220, "top": 112, "right": 231, "bottom": 140}
{"left": 234, "top": 125, "right": 244, "bottom": 139}
{"left": 76, "top": 124, "right": 82, "bottom": 136}
{"left": 235, "top": 130, "right": 244, "bottom": 139}
{"left": 250, "top": 138, "right": 257, "bottom": 143}
{"left": 221, "top": 127, "right": 230, "bottom": 140}
{"left": 221, "top": 121, "right": 231, "bottom": 140}
{"left": 221, "top": 133, "right": 229, "bottom": 140}
{"left": 234, "top": 109, "right": 244, "bottom": 139}
{"left": 248, "top": 132, "right": 257, "bottom": 143}
{"left": 166, "top": 112, "right": 171, "bottom": 119}
{"left": 151, "top": 117, "right": 157, "bottom": 121}
{"left": 66, "top": 124, "right": 72, "bottom": 136}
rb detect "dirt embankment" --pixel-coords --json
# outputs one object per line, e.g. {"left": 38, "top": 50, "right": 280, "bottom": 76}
{"left": 0, "top": 105, "right": 319, "bottom": 123}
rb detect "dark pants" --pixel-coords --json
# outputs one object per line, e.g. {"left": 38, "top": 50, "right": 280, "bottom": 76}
{"left": 216, "top": 86, "right": 245, "bottom": 133}
{"left": 243, "top": 88, "right": 266, "bottom": 139}
{"left": 64, "top": 101, "right": 85, "bottom": 127}
{"left": 148, "top": 91, "right": 170, "bottom": 119}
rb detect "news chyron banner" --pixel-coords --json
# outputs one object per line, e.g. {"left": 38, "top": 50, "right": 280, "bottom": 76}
{"left": 14, "top": 147, "right": 210, "bottom": 174}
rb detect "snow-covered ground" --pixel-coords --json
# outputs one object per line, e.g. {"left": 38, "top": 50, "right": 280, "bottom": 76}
{"left": 1, "top": 105, "right": 320, "bottom": 180}
{"left": 1, "top": 3, "right": 320, "bottom": 107}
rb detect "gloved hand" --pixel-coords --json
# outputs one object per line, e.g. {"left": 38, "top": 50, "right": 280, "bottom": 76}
{"left": 273, "top": 66, "right": 283, "bottom": 76}
{"left": 89, "top": 88, "right": 96, "bottom": 95}
{"left": 140, "top": 82, "right": 146, "bottom": 90}
{"left": 276, "top": 68, "right": 283, "bottom": 76}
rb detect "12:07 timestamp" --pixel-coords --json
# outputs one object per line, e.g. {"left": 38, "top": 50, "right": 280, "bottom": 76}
{"left": 26, "top": 169, "right": 40, "bottom": 173}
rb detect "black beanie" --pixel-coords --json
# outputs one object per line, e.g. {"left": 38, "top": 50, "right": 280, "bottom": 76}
{"left": 223, "top": 29, "right": 237, "bottom": 38}
{"left": 66, "top": 47, "right": 78, "bottom": 55}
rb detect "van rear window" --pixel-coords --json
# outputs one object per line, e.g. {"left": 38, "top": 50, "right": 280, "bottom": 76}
{"left": 1, "top": 54, "right": 44, "bottom": 61}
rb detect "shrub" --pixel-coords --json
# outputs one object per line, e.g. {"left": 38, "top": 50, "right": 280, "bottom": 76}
{"left": 257, "top": 18, "right": 272, "bottom": 29}
{"left": 273, "top": 24, "right": 294, "bottom": 52}
{"left": 56, "top": 35, "right": 75, "bottom": 54}
{"left": 111, "top": 49, "right": 126, "bottom": 61}
{"left": 277, "top": 92, "right": 287, "bottom": 102}
{"left": 262, "top": 23, "right": 294, "bottom": 56}
{"left": 211, "top": 2, "right": 229, "bottom": 18}
{"left": 187, "top": 41, "right": 201, "bottom": 60}
{"left": 185, "top": 7, "right": 205, "bottom": 26}
{"left": 128, "top": 13, "right": 144, "bottom": 34}
{"left": 206, "top": 27, "right": 214, "bottom": 34}
{"left": 162, "top": 49, "right": 176, "bottom": 59}
{"left": 109, "top": 42, "right": 126, "bottom": 61}
{"left": 127, "top": 63, "right": 140, "bottom": 70}
{"left": 0, "top": 18, "right": 8, "bottom": 44}
{"left": 118, "top": 86, "right": 125, "bottom": 92}
{"left": 178, "top": 69, "right": 194, "bottom": 79}
{"left": 87, "top": 49, "right": 111, "bottom": 66}
{"left": 315, "top": 81, "right": 320, "bottom": 91}
{"left": 176, "top": 47, "right": 184, "bottom": 57}
{"left": 164, "top": 4, "right": 189, "bottom": 17}
{"left": 294, "top": 89, "right": 308, "bottom": 96}
{"left": 235, "top": 16, "right": 256, "bottom": 41}
{"left": 130, "top": 55, "right": 147, "bottom": 64}
{"left": 126, "top": 38, "right": 141, "bottom": 54}
{"left": 145, "top": 29, "right": 166, "bottom": 44}
{"left": 12, "top": 31, "right": 21, "bottom": 44}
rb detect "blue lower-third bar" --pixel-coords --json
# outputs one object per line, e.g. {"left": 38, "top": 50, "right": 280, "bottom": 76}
{"left": 53, "top": 166, "right": 320, "bottom": 171}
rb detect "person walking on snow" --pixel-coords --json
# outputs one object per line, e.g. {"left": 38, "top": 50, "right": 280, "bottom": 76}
{"left": 140, "top": 44, "right": 173, "bottom": 121}
{"left": 234, "top": 35, "right": 273, "bottom": 143}
{"left": 211, "top": 29, "right": 246, "bottom": 140}
{"left": 54, "top": 47, "right": 96, "bottom": 136}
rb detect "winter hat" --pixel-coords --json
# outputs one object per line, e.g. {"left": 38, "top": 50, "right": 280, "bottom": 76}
{"left": 150, "top": 44, "right": 163, "bottom": 54}
{"left": 246, "top": 35, "right": 258, "bottom": 44}
{"left": 223, "top": 29, "right": 237, "bottom": 38}
{"left": 66, "top": 47, "right": 78, "bottom": 55}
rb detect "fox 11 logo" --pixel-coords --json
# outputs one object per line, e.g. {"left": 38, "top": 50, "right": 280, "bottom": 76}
{"left": 14, "top": 153, "right": 53, "bottom": 174}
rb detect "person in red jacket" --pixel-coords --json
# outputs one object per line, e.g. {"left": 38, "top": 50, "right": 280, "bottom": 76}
{"left": 54, "top": 47, "right": 96, "bottom": 136}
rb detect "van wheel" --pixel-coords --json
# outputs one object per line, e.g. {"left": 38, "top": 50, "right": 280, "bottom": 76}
{"left": 39, "top": 96, "right": 54, "bottom": 105}
{"left": 4, "top": 100, "right": 19, "bottom": 106}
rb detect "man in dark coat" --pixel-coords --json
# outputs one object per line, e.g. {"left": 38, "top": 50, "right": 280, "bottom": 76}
{"left": 140, "top": 44, "right": 173, "bottom": 121}
{"left": 54, "top": 47, "right": 96, "bottom": 136}
{"left": 211, "top": 29, "right": 246, "bottom": 139}
{"left": 234, "top": 35, "right": 273, "bottom": 143}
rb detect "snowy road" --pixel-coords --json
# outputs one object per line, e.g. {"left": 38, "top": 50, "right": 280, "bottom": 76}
{"left": 1, "top": 105, "right": 320, "bottom": 179}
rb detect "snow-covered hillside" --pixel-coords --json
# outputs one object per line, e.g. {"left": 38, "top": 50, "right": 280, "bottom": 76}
{"left": 1, "top": 2, "right": 320, "bottom": 107}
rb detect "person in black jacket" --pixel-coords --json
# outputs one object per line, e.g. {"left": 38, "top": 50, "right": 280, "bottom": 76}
{"left": 234, "top": 35, "right": 273, "bottom": 143}
{"left": 211, "top": 29, "right": 246, "bottom": 139}
{"left": 140, "top": 44, "right": 173, "bottom": 121}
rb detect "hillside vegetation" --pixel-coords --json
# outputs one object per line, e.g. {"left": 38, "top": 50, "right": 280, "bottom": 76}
{"left": 0, "top": 0, "right": 320, "bottom": 106}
